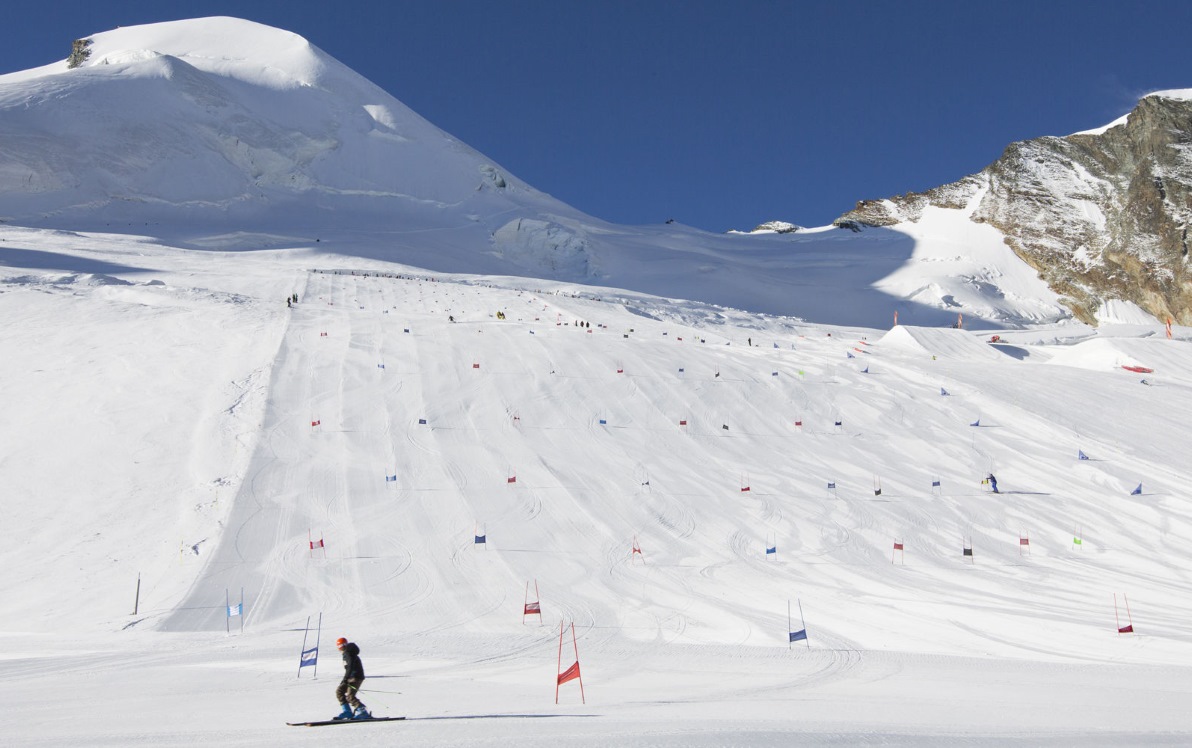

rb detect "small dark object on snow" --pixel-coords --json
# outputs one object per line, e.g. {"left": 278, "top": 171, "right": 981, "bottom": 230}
{"left": 288, "top": 717, "right": 406, "bottom": 727}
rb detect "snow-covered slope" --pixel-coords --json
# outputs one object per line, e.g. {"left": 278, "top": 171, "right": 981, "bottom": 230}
{"left": 0, "top": 17, "right": 1076, "bottom": 330}
{"left": 0, "top": 17, "right": 569, "bottom": 231}
{"left": 2, "top": 227, "right": 1192, "bottom": 744}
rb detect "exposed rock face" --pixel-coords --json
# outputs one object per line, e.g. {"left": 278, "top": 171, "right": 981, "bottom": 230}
{"left": 835, "top": 176, "right": 984, "bottom": 228}
{"left": 67, "top": 39, "right": 92, "bottom": 69}
{"left": 750, "top": 220, "right": 802, "bottom": 234}
{"left": 835, "top": 93, "right": 1192, "bottom": 325}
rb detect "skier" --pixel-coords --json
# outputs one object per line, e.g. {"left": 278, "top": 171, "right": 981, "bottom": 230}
{"left": 987, "top": 474, "right": 999, "bottom": 494}
{"left": 333, "top": 637, "right": 370, "bottom": 720}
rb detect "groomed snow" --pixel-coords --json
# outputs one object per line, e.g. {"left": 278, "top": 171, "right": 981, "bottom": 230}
{"left": 2, "top": 227, "right": 1192, "bottom": 746}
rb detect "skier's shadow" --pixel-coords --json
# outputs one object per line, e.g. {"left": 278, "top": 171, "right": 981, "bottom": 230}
{"left": 407, "top": 714, "right": 598, "bottom": 721}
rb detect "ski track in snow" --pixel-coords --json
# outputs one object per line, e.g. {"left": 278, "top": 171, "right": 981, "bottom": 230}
{"left": 3, "top": 239, "right": 1192, "bottom": 745}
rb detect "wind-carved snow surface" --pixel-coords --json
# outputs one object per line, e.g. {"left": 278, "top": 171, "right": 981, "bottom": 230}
{"left": 492, "top": 218, "right": 595, "bottom": 277}
{"left": 872, "top": 205, "right": 1066, "bottom": 326}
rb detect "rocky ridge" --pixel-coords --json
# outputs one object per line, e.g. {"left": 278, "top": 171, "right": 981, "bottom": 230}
{"left": 835, "top": 91, "right": 1192, "bottom": 325}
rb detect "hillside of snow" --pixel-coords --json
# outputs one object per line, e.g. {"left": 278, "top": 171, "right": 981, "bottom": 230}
{"left": 0, "top": 17, "right": 568, "bottom": 227}
{"left": 2, "top": 226, "right": 1192, "bottom": 745}
{"left": 0, "top": 16, "right": 1080, "bottom": 330}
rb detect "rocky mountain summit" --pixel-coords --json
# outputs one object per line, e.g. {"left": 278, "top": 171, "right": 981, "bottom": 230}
{"left": 749, "top": 220, "right": 803, "bottom": 234}
{"left": 836, "top": 91, "right": 1192, "bottom": 325}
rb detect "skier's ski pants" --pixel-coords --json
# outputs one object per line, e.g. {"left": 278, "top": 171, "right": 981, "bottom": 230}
{"left": 337, "top": 678, "right": 364, "bottom": 708}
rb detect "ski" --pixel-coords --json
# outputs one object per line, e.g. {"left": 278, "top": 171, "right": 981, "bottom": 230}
{"left": 287, "top": 716, "right": 406, "bottom": 727}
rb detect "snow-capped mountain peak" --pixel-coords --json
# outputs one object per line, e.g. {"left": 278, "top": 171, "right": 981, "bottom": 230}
{"left": 0, "top": 15, "right": 1143, "bottom": 331}
{"left": 75, "top": 17, "right": 327, "bottom": 88}
{"left": 0, "top": 17, "right": 566, "bottom": 234}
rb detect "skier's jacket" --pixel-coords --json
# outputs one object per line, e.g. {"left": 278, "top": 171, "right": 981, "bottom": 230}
{"left": 340, "top": 642, "right": 365, "bottom": 682}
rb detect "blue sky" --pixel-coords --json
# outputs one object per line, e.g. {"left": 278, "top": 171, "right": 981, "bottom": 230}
{"left": 5, "top": 1, "right": 1190, "bottom": 232}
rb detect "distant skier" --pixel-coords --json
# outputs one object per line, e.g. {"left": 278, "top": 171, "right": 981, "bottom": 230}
{"left": 333, "top": 637, "right": 370, "bottom": 720}
{"left": 987, "top": 474, "right": 999, "bottom": 494}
